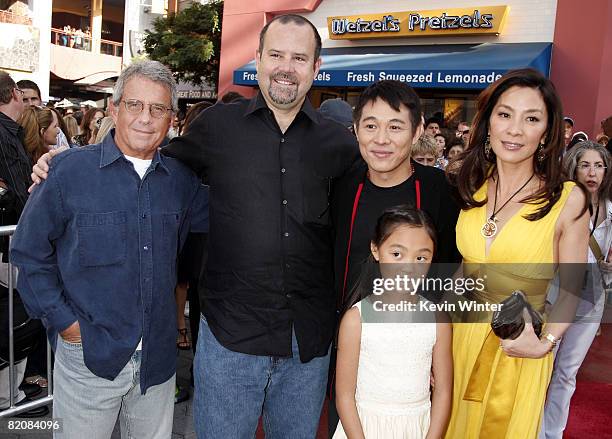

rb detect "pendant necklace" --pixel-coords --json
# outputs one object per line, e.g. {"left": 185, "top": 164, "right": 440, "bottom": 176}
{"left": 481, "top": 172, "right": 535, "bottom": 238}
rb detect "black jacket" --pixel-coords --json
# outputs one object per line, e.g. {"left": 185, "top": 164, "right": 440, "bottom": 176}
{"left": 0, "top": 112, "right": 30, "bottom": 221}
{"left": 331, "top": 159, "right": 461, "bottom": 308}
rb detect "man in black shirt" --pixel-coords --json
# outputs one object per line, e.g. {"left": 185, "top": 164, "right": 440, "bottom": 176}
{"left": 333, "top": 81, "right": 461, "bottom": 303}
{"left": 328, "top": 81, "right": 461, "bottom": 436}
{"left": 162, "top": 14, "right": 359, "bottom": 439}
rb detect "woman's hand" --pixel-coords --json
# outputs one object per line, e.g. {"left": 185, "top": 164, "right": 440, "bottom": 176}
{"left": 500, "top": 322, "right": 551, "bottom": 359}
{"left": 598, "top": 259, "right": 612, "bottom": 273}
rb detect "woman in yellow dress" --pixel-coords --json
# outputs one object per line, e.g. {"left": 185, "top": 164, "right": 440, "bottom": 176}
{"left": 445, "top": 69, "right": 589, "bottom": 439}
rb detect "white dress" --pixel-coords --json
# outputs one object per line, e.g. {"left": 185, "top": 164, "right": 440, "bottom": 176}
{"left": 333, "top": 298, "right": 437, "bottom": 439}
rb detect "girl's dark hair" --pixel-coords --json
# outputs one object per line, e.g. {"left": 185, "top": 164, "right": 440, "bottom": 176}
{"left": 448, "top": 68, "right": 568, "bottom": 221}
{"left": 341, "top": 205, "right": 437, "bottom": 315}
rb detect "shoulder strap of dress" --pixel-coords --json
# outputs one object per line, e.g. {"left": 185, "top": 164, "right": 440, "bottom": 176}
{"left": 353, "top": 301, "right": 362, "bottom": 316}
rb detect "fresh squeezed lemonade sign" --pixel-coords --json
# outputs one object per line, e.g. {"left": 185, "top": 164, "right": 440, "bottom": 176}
{"left": 327, "top": 6, "right": 509, "bottom": 40}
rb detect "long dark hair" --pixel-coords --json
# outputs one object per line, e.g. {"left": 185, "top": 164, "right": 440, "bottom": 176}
{"left": 340, "top": 205, "right": 437, "bottom": 315}
{"left": 449, "top": 68, "right": 567, "bottom": 221}
{"left": 80, "top": 108, "right": 105, "bottom": 144}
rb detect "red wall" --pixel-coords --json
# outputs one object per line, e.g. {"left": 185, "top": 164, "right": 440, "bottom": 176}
{"left": 218, "top": 0, "right": 322, "bottom": 98}
{"left": 551, "top": 0, "right": 612, "bottom": 137}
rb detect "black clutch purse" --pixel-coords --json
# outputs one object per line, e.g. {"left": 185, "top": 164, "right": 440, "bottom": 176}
{"left": 491, "top": 290, "right": 543, "bottom": 340}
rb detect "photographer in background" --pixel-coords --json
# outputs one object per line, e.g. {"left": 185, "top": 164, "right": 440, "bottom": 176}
{"left": 0, "top": 71, "right": 47, "bottom": 417}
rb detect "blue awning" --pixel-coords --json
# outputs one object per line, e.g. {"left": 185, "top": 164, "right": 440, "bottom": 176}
{"left": 233, "top": 42, "right": 552, "bottom": 90}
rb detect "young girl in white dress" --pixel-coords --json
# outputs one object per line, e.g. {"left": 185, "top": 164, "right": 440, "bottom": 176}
{"left": 333, "top": 205, "right": 453, "bottom": 439}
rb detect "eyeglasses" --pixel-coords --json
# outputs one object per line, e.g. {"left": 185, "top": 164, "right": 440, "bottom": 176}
{"left": 14, "top": 88, "right": 24, "bottom": 96}
{"left": 121, "top": 99, "right": 172, "bottom": 119}
{"left": 577, "top": 163, "right": 607, "bottom": 172}
{"left": 461, "top": 130, "right": 470, "bottom": 135}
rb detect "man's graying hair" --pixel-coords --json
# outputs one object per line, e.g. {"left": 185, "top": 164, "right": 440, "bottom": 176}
{"left": 113, "top": 61, "right": 178, "bottom": 113}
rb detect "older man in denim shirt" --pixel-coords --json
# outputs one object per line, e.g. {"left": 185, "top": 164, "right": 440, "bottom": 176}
{"left": 10, "top": 61, "right": 208, "bottom": 438}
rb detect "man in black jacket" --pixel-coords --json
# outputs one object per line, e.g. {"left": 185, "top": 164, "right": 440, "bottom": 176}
{"left": 0, "top": 72, "right": 30, "bottom": 229}
{"left": 328, "top": 80, "right": 461, "bottom": 436}
{"left": 0, "top": 71, "right": 48, "bottom": 417}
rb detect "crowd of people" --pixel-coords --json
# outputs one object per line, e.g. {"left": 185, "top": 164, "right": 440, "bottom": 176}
{"left": 56, "top": 25, "right": 92, "bottom": 51}
{"left": 0, "top": 12, "right": 611, "bottom": 439}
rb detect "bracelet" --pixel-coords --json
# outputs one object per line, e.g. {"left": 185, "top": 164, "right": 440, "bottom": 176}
{"left": 542, "top": 333, "right": 561, "bottom": 346}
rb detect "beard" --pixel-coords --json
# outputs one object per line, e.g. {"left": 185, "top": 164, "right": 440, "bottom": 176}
{"left": 268, "top": 72, "right": 299, "bottom": 105}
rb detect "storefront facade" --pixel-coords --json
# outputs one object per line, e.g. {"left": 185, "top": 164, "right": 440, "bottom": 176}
{"left": 219, "top": 0, "right": 611, "bottom": 136}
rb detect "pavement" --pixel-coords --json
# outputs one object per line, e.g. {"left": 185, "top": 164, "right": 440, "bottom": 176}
{"left": 3, "top": 322, "right": 197, "bottom": 439}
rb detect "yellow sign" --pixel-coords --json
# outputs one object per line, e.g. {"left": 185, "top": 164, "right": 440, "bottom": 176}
{"left": 327, "top": 6, "right": 509, "bottom": 40}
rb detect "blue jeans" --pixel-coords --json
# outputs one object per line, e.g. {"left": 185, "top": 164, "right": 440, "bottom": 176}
{"left": 193, "top": 315, "right": 330, "bottom": 439}
{"left": 53, "top": 337, "right": 175, "bottom": 439}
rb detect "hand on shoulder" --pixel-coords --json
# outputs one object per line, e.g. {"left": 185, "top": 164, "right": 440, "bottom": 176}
{"left": 29, "top": 146, "right": 69, "bottom": 192}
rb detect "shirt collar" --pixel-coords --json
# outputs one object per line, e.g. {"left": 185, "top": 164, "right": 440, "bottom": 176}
{"left": 591, "top": 198, "right": 612, "bottom": 231}
{"left": 99, "top": 129, "right": 170, "bottom": 174}
{"left": 244, "top": 92, "right": 319, "bottom": 124}
{"left": 0, "top": 111, "right": 23, "bottom": 136}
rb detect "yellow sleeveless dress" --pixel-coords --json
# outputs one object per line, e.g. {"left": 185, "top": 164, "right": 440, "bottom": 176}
{"left": 445, "top": 181, "right": 575, "bottom": 439}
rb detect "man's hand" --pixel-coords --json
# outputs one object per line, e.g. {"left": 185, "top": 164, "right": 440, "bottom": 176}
{"left": 59, "top": 320, "right": 81, "bottom": 344}
{"left": 29, "top": 147, "right": 68, "bottom": 192}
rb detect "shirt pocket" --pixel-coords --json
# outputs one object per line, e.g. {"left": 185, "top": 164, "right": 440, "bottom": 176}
{"left": 76, "top": 211, "right": 127, "bottom": 267}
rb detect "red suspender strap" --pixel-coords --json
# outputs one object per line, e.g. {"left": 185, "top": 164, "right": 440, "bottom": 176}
{"left": 341, "top": 183, "right": 364, "bottom": 304}
{"left": 340, "top": 178, "right": 421, "bottom": 304}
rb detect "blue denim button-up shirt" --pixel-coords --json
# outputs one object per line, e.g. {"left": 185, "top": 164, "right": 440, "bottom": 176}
{"left": 10, "top": 132, "right": 208, "bottom": 392}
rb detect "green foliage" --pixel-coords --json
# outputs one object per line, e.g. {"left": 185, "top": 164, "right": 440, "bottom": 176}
{"left": 143, "top": 1, "right": 223, "bottom": 88}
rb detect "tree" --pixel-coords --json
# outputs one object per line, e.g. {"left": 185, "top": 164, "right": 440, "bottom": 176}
{"left": 143, "top": 1, "right": 223, "bottom": 88}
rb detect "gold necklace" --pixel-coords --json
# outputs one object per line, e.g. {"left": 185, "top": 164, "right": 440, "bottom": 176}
{"left": 481, "top": 173, "right": 535, "bottom": 238}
